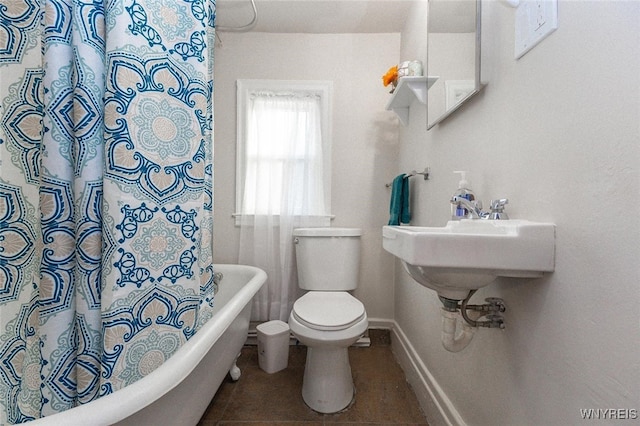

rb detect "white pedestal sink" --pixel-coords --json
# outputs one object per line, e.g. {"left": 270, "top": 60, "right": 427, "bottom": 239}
{"left": 382, "top": 220, "right": 556, "bottom": 300}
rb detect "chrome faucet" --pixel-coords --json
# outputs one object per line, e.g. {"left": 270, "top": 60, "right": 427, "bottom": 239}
{"left": 450, "top": 196, "right": 509, "bottom": 220}
{"left": 488, "top": 199, "right": 509, "bottom": 220}
{"left": 450, "top": 196, "right": 487, "bottom": 219}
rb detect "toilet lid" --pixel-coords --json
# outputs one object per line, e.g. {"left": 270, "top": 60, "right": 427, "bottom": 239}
{"left": 292, "top": 292, "right": 366, "bottom": 331}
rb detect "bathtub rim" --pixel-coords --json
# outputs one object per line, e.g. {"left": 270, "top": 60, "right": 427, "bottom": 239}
{"left": 29, "top": 264, "right": 266, "bottom": 426}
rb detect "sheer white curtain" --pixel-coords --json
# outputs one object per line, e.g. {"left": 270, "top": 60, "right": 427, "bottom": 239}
{"left": 238, "top": 90, "right": 330, "bottom": 322}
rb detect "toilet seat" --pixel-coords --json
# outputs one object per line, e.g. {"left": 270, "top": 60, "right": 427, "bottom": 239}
{"left": 292, "top": 292, "right": 365, "bottom": 331}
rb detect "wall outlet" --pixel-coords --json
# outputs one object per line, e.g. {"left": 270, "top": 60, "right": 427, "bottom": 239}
{"left": 514, "top": 0, "right": 558, "bottom": 59}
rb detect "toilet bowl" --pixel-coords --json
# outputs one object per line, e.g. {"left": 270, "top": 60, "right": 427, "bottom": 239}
{"left": 289, "top": 291, "right": 368, "bottom": 413}
{"left": 288, "top": 228, "right": 367, "bottom": 414}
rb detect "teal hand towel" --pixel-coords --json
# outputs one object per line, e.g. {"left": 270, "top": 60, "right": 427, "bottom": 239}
{"left": 388, "top": 174, "right": 411, "bottom": 225}
{"left": 401, "top": 175, "right": 411, "bottom": 224}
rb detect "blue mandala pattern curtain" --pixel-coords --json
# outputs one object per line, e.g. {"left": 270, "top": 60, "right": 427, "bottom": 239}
{"left": 0, "top": 0, "right": 215, "bottom": 422}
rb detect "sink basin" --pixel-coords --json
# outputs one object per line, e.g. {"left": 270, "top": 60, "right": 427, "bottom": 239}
{"left": 382, "top": 220, "right": 555, "bottom": 300}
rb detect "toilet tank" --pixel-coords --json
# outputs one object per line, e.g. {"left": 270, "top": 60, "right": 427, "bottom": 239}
{"left": 293, "top": 227, "right": 362, "bottom": 291}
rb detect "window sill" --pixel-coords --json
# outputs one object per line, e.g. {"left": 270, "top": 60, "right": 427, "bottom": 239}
{"left": 232, "top": 214, "right": 335, "bottom": 227}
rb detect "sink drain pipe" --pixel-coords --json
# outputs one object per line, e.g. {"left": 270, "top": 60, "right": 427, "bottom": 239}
{"left": 440, "top": 308, "right": 479, "bottom": 352}
{"left": 439, "top": 290, "right": 506, "bottom": 352}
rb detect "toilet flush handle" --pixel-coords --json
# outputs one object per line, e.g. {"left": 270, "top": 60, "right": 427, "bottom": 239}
{"left": 293, "top": 237, "right": 299, "bottom": 244}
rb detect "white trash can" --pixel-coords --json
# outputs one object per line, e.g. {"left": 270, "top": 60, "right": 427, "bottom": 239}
{"left": 256, "top": 320, "right": 290, "bottom": 374}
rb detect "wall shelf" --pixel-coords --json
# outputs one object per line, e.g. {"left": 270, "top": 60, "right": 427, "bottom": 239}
{"left": 385, "top": 76, "right": 438, "bottom": 125}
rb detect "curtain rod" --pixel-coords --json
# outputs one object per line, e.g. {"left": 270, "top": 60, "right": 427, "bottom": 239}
{"left": 217, "top": 0, "right": 258, "bottom": 32}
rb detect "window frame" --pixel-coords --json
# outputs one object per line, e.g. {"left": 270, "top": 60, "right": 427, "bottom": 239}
{"left": 235, "top": 79, "right": 333, "bottom": 226}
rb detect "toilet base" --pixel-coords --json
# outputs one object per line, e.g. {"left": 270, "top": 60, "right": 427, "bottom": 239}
{"left": 302, "top": 345, "right": 354, "bottom": 413}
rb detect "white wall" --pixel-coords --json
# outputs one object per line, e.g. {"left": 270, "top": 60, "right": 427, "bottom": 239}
{"left": 395, "top": 1, "right": 640, "bottom": 425}
{"left": 213, "top": 32, "right": 401, "bottom": 320}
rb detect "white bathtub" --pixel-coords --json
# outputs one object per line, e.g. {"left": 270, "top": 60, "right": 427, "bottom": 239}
{"left": 29, "top": 264, "right": 266, "bottom": 426}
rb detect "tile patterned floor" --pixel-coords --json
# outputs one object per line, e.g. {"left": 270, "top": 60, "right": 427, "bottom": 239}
{"left": 198, "top": 330, "right": 428, "bottom": 425}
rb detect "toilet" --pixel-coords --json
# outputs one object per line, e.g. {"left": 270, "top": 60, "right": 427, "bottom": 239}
{"left": 288, "top": 227, "right": 368, "bottom": 414}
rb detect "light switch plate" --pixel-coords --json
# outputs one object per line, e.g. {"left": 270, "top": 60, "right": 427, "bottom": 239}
{"left": 514, "top": 0, "right": 558, "bottom": 59}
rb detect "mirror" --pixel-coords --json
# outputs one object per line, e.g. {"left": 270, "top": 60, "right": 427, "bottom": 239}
{"left": 427, "top": 0, "right": 482, "bottom": 129}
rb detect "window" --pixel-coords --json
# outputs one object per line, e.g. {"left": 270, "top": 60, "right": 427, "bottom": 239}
{"left": 235, "top": 80, "right": 332, "bottom": 224}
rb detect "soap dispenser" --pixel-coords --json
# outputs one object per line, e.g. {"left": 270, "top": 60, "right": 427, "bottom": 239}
{"left": 451, "top": 171, "right": 476, "bottom": 220}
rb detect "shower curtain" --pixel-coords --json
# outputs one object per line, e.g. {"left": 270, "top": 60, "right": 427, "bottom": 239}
{"left": 0, "top": 0, "right": 215, "bottom": 423}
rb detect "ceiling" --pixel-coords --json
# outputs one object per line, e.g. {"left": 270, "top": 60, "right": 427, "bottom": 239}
{"left": 215, "top": 0, "right": 420, "bottom": 34}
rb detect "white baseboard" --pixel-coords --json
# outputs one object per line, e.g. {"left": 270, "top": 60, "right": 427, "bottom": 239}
{"left": 374, "top": 319, "right": 466, "bottom": 426}
{"left": 246, "top": 322, "right": 371, "bottom": 347}
{"left": 366, "top": 317, "right": 395, "bottom": 329}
